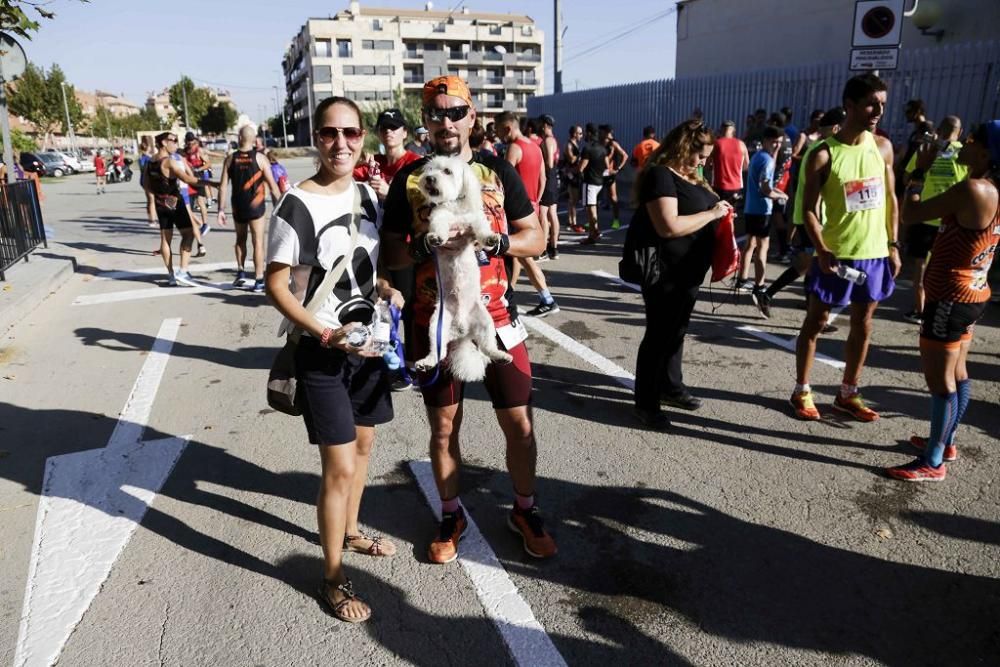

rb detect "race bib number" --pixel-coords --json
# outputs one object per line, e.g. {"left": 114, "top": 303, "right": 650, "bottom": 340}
{"left": 495, "top": 319, "right": 528, "bottom": 350}
{"left": 843, "top": 177, "right": 884, "bottom": 213}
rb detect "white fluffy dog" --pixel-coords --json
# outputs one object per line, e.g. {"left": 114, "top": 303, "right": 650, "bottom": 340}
{"left": 415, "top": 155, "right": 513, "bottom": 381}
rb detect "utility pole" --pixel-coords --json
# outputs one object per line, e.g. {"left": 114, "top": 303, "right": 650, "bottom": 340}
{"left": 0, "top": 58, "right": 13, "bottom": 184}
{"left": 181, "top": 77, "right": 190, "bottom": 135}
{"left": 305, "top": 71, "right": 315, "bottom": 140}
{"left": 554, "top": 0, "right": 563, "bottom": 94}
{"left": 273, "top": 85, "right": 288, "bottom": 148}
{"left": 59, "top": 81, "right": 77, "bottom": 156}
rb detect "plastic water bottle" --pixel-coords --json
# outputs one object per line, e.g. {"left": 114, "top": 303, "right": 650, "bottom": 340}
{"left": 836, "top": 264, "right": 867, "bottom": 285}
{"left": 369, "top": 300, "right": 393, "bottom": 356}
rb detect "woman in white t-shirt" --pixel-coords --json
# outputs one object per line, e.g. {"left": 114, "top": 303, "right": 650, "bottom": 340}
{"left": 265, "top": 97, "right": 402, "bottom": 624}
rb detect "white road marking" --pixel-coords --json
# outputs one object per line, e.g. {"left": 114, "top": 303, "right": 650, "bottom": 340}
{"left": 408, "top": 460, "right": 568, "bottom": 667}
{"left": 737, "top": 325, "right": 846, "bottom": 370}
{"left": 95, "top": 261, "right": 234, "bottom": 281}
{"left": 73, "top": 281, "right": 254, "bottom": 306}
{"left": 15, "top": 318, "right": 190, "bottom": 667}
{"left": 522, "top": 316, "right": 635, "bottom": 390}
{"left": 589, "top": 269, "right": 844, "bottom": 370}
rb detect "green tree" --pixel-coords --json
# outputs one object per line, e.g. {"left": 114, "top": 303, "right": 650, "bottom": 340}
{"left": 199, "top": 102, "right": 237, "bottom": 135}
{"left": 0, "top": 0, "right": 90, "bottom": 40}
{"left": 168, "top": 76, "right": 214, "bottom": 130}
{"left": 7, "top": 62, "right": 84, "bottom": 140}
{"left": 0, "top": 127, "right": 37, "bottom": 153}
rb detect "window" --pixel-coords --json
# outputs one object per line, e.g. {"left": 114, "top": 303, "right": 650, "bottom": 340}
{"left": 348, "top": 90, "right": 377, "bottom": 101}
{"left": 337, "top": 39, "right": 352, "bottom": 57}
{"left": 372, "top": 19, "right": 384, "bottom": 31}
{"left": 357, "top": 65, "right": 376, "bottom": 75}
{"left": 488, "top": 24, "right": 502, "bottom": 35}
{"left": 375, "top": 65, "right": 395, "bottom": 75}
{"left": 485, "top": 92, "right": 503, "bottom": 107}
{"left": 364, "top": 39, "right": 394, "bottom": 50}
{"left": 312, "top": 65, "right": 332, "bottom": 85}
{"left": 343, "top": 65, "right": 354, "bottom": 75}
{"left": 314, "top": 39, "right": 331, "bottom": 57}
{"left": 521, "top": 25, "right": 534, "bottom": 37}
{"left": 379, "top": 90, "right": 392, "bottom": 101}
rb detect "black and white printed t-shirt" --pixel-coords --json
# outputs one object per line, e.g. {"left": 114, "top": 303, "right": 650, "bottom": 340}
{"left": 266, "top": 182, "right": 381, "bottom": 330}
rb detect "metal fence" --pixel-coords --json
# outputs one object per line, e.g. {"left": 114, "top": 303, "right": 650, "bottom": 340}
{"left": 528, "top": 40, "right": 1000, "bottom": 150}
{"left": 0, "top": 180, "right": 46, "bottom": 281}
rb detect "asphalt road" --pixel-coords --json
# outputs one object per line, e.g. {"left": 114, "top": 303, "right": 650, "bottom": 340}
{"left": 1, "top": 159, "right": 998, "bottom": 666}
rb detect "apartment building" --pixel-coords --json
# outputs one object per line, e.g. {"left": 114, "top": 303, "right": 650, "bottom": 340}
{"left": 283, "top": 1, "right": 544, "bottom": 144}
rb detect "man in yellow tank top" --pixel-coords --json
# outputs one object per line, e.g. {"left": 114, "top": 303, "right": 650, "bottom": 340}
{"left": 790, "top": 73, "right": 901, "bottom": 422}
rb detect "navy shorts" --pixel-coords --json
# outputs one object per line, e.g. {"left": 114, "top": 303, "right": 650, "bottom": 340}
{"left": 906, "top": 222, "right": 939, "bottom": 259}
{"left": 805, "top": 257, "right": 895, "bottom": 308}
{"left": 295, "top": 336, "right": 393, "bottom": 445}
{"left": 744, "top": 213, "right": 771, "bottom": 238}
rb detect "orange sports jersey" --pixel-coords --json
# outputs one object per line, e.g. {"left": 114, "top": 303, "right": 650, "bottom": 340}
{"left": 923, "top": 211, "right": 1000, "bottom": 303}
{"left": 383, "top": 152, "right": 535, "bottom": 328}
{"left": 632, "top": 139, "right": 660, "bottom": 169}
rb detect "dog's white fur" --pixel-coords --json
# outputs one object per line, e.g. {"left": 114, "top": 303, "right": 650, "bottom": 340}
{"left": 415, "top": 156, "right": 512, "bottom": 381}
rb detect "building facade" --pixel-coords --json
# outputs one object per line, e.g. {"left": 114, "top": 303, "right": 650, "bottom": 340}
{"left": 675, "top": 0, "right": 1000, "bottom": 77}
{"left": 283, "top": 2, "right": 544, "bottom": 144}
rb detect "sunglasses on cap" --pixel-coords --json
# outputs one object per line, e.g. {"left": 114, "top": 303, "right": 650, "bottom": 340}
{"left": 315, "top": 126, "right": 365, "bottom": 144}
{"left": 424, "top": 105, "right": 470, "bottom": 123}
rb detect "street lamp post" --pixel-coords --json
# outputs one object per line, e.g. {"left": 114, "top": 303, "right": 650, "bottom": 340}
{"left": 273, "top": 85, "right": 288, "bottom": 148}
{"left": 59, "top": 81, "right": 78, "bottom": 156}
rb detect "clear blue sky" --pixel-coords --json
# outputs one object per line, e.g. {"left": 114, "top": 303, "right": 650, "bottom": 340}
{"left": 21, "top": 0, "right": 676, "bottom": 120}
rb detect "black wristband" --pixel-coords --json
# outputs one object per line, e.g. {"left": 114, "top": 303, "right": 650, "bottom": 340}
{"left": 486, "top": 233, "right": 510, "bottom": 257}
{"left": 889, "top": 241, "right": 903, "bottom": 250}
{"left": 908, "top": 168, "right": 926, "bottom": 182}
{"left": 409, "top": 234, "right": 433, "bottom": 263}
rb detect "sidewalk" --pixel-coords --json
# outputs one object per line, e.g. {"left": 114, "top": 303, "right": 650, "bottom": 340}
{"left": 0, "top": 250, "right": 77, "bottom": 337}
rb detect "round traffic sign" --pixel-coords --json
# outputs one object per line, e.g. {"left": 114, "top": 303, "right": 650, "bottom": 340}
{"left": 861, "top": 6, "right": 896, "bottom": 40}
{"left": 0, "top": 33, "right": 27, "bottom": 80}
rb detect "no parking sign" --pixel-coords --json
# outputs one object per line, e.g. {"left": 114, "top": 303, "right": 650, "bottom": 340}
{"left": 850, "top": 0, "right": 905, "bottom": 71}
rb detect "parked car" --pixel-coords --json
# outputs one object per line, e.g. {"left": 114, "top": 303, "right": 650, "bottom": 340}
{"left": 18, "top": 152, "right": 46, "bottom": 177}
{"left": 36, "top": 152, "right": 69, "bottom": 177}
{"left": 205, "top": 139, "right": 229, "bottom": 151}
{"left": 77, "top": 157, "right": 96, "bottom": 172}
{"left": 44, "top": 150, "right": 83, "bottom": 174}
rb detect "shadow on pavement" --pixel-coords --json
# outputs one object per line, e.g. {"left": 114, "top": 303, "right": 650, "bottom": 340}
{"left": 74, "top": 327, "right": 274, "bottom": 369}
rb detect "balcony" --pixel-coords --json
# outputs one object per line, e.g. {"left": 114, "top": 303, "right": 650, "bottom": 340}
{"left": 517, "top": 52, "right": 541, "bottom": 62}
{"left": 466, "top": 75, "right": 484, "bottom": 88}
{"left": 403, "top": 76, "right": 424, "bottom": 84}
{"left": 404, "top": 49, "right": 422, "bottom": 59}
{"left": 484, "top": 77, "right": 504, "bottom": 86}
{"left": 502, "top": 100, "right": 519, "bottom": 111}
{"left": 447, "top": 50, "right": 464, "bottom": 60}
{"left": 467, "top": 52, "right": 484, "bottom": 65}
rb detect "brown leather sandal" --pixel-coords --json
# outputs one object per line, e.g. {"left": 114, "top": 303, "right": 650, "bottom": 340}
{"left": 317, "top": 578, "right": 371, "bottom": 624}
{"left": 343, "top": 532, "right": 397, "bottom": 557}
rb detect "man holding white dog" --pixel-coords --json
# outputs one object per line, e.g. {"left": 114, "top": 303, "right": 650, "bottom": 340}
{"left": 382, "top": 76, "right": 557, "bottom": 563}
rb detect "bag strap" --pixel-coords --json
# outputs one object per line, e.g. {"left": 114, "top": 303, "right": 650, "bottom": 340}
{"left": 288, "top": 184, "right": 363, "bottom": 342}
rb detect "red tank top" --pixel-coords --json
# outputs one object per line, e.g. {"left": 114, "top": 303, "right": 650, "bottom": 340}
{"left": 923, "top": 208, "right": 1000, "bottom": 303}
{"left": 712, "top": 137, "right": 745, "bottom": 191}
{"left": 514, "top": 137, "right": 544, "bottom": 204}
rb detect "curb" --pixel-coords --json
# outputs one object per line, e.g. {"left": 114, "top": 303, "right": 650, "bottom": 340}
{"left": 0, "top": 254, "right": 77, "bottom": 337}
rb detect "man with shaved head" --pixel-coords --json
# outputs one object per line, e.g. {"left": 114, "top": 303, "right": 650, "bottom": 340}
{"left": 217, "top": 124, "right": 281, "bottom": 291}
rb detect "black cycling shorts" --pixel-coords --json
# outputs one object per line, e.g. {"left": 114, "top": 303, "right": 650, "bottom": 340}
{"left": 920, "top": 300, "right": 986, "bottom": 349}
{"left": 906, "top": 222, "right": 939, "bottom": 259}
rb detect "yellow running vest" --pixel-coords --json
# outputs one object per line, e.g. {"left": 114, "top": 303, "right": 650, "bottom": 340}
{"left": 820, "top": 132, "right": 889, "bottom": 259}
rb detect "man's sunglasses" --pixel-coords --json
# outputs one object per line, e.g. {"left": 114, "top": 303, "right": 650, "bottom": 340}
{"left": 424, "top": 105, "right": 470, "bottom": 123}
{"left": 165, "top": 136, "right": 178, "bottom": 143}
{"left": 315, "top": 126, "right": 365, "bottom": 143}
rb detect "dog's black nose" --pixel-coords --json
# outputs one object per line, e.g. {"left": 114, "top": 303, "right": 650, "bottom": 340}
{"left": 425, "top": 175, "right": 436, "bottom": 184}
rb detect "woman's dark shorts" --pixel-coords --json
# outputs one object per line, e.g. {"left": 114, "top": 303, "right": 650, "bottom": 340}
{"left": 296, "top": 336, "right": 393, "bottom": 445}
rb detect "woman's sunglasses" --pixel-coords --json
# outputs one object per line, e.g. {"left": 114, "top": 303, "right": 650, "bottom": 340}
{"left": 315, "top": 126, "right": 364, "bottom": 144}
{"left": 424, "top": 105, "right": 470, "bottom": 123}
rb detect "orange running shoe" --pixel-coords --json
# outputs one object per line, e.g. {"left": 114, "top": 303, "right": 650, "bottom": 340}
{"left": 886, "top": 458, "right": 947, "bottom": 482}
{"left": 428, "top": 509, "right": 467, "bottom": 564}
{"left": 507, "top": 505, "right": 557, "bottom": 558}
{"left": 790, "top": 390, "right": 821, "bottom": 421}
{"left": 909, "top": 435, "right": 958, "bottom": 462}
{"left": 833, "top": 392, "right": 879, "bottom": 422}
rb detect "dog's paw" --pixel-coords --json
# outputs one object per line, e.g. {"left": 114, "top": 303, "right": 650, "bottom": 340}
{"left": 481, "top": 233, "right": 501, "bottom": 248}
{"left": 426, "top": 233, "right": 445, "bottom": 247}
{"left": 493, "top": 351, "right": 513, "bottom": 364}
{"left": 414, "top": 355, "right": 437, "bottom": 371}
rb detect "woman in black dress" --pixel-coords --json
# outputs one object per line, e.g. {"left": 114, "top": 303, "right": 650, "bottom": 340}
{"left": 629, "top": 120, "right": 733, "bottom": 429}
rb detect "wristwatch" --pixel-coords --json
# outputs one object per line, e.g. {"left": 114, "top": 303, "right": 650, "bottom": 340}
{"left": 888, "top": 241, "right": 903, "bottom": 251}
